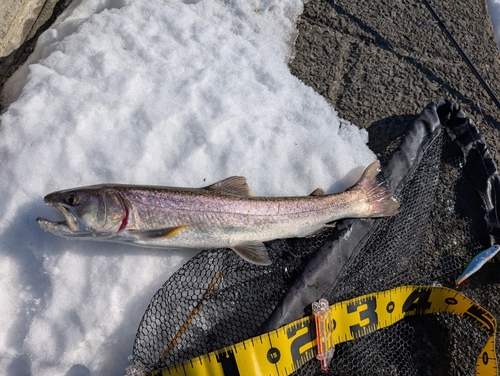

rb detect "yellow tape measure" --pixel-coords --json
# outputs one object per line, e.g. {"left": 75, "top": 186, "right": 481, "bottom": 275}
{"left": 148, "top": 286, "right": 497, "bottom": 376}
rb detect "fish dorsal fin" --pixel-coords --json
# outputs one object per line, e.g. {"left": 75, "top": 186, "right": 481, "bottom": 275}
{"left": 309, "top": 188, "right": 325, "bottom": 196}
{"left": 231, "top": 241, "right": 271, "bottom": 265}
{"left": 204, "top": 176, "right": 254, "bottom": 196}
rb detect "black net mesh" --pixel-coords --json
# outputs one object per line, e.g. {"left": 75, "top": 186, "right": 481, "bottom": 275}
{"left": 133, "top": 101, "right": 500, "bottom": 375}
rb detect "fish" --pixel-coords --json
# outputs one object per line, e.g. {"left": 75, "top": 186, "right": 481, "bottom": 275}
{"left": 455, "top": 244, "right": 500, "bottom": 285}
{"left": 37, "top": 161, "right": 400, "bottom": 265}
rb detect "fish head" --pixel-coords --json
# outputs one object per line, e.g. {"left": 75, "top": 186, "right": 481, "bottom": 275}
{"left": 37, "top": 186, "right": 126, "bottom": 239}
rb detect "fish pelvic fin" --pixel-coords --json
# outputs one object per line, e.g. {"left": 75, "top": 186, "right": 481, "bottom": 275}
{"left": 129, "top": 225, "right": 188, "bottom": 240}
{"left": 355, "top": 161, "right": 400, "bottom": 217}
{"left": 204, "top": 176, "right": 254, "bottom": 196}
{"left": 231, "top": 241, "right": 271, "bottom": 265}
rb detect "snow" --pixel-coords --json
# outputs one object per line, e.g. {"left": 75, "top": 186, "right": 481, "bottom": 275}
{"left": 0, "top": 0, "right": 498, "bottom": 374}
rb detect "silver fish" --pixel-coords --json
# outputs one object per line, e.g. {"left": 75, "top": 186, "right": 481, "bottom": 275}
{"left": 37, "top": 161, "right": 400, "bottom": 265}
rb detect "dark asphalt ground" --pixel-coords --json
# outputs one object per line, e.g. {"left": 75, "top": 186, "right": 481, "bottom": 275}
{"left": 290, "top": 0, "right": 500, "bottom": 162}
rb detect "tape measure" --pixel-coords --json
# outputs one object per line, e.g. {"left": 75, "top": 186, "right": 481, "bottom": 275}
{"left": 147, "top": 286, "right": 497, "bottom": 376}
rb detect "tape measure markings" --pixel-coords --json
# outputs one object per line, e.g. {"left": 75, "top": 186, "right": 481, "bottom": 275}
{"left": 149, "top": 286, "right": 497, "bottom": 376}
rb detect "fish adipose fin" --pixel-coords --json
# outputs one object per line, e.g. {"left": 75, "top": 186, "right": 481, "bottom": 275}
{"left": 231, "top": 241, "right": 271, "bottom": 265}
{"left": 129, "top": 225, "right": 188, "bottom": 239}
{"left": 204, "top": 176, "right": 254, "bottom": 196}
{"left": 356, "top": 161, "right": 401, "bottom": 217}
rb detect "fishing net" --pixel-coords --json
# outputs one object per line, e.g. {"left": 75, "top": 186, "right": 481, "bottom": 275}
{"left": 132, "top": 100, "right": 500, "bottom": 375}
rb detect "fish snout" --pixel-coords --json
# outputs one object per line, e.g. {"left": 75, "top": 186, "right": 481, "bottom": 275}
{"left": 44, "top": 191, "right": 61, "bottom": 204}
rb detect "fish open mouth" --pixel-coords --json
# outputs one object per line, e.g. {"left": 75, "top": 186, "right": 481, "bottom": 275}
{"left": 36, "top": 217, "right": 73, "bottom": 234}
{"left": 37, "top": 201, "right": 80, "bottom": 235}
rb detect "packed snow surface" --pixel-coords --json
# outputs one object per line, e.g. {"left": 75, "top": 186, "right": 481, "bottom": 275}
{"left": 8, "top": 0, "right": 500, "bottom": 374}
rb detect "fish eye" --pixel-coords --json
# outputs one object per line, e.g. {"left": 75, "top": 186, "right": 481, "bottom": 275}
{"left": 65, "top": 192, "right": 79, "bottom": 206}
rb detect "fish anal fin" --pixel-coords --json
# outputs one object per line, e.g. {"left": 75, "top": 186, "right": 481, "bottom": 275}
{"left": 204, "top": 176, "right": 254, "bottom": 196}
{"left": 302, "top": 222, "right": 336, "bottom": 237}
{"left": 130, "top": 225, "right": 188, "bottom": 240}
{"left": 309, "top": 188, "right": 325, "bottom": 196}
{"left": 324, "top": 221, "right": 337, "bottom": 228}
{"left": 303, "top": 228, "right": 326, "bottom": 237}
{"left": 231, "top": 241, "right": 271, "bottom": 265}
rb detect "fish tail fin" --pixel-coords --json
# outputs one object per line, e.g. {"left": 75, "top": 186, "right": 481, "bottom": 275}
{"left": 354, "top": 161, "right": 400, "bottom": 217}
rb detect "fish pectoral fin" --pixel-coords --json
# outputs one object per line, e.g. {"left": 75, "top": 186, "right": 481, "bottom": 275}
{"left": 309, "top": 188, "right": 325, "bottom": 196}
{"left": 129, "top": 225, "right": 188, "bottom": 240}
{"left": 231, "top": 241, "right": 271, "bottom": 265}
{"left": 204, "top": 176, "right": 254, "bottom": 196}
{"left": 324, "top": 221, "right": 337, "bottom": 228}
